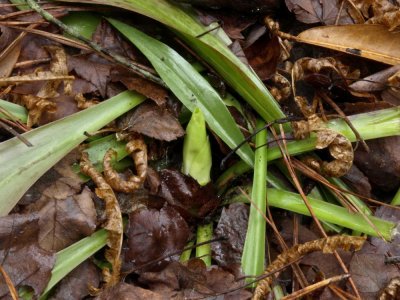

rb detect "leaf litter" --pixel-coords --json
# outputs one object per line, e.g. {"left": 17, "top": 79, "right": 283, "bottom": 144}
{"left": 0, "top": 0, "right": 399, "bottom": 299}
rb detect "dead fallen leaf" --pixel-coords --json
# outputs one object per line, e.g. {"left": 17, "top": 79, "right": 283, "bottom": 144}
{"left": 138, "top": 259, "right": 252, "bottom": 299}
{"left": 342, "top": 165, "right": 372, "bottom": 199}
{"left": 0, "top": 214, "right": 56, "bottom": 298}
{"left": 243, "top": 34, "right": 280, "bottom": 80}
{"left": 112, "top": 70, "right": 168, "bottom": 106}
{"left": 123, "top": 205, "right": 190, "bottom": 273}
{"left": 117, "top": 102, "right": 185, "bottom": 142}
{"left": 49, "top": 260, "right": 100, "bottom": 300}
{"left": 21, "top": 151, "right": 96, "bottom": 251}
{"left": 95, "top": 282, "right": 164, "bottom": 300}
{"left": 349, "top": 65, "right": 400, "bottom": 92}
{"left": 285, "top": 0, "right": 354, "bottom": 25}
{"left": 158, "top": 169, "right": 220, "bottom": 221}
{"left": 0, "top": 26, "right": 22, "bottom": 78}
{"left": 296, "top": 24, "right": 400, "bottom": 65}
{"left": 212, "top": 203, "right": 249, "bottom": 267}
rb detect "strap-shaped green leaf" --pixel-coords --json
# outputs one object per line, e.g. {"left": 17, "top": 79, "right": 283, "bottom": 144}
{"left": 108, "top": 18, "right": 254, "bottom": 166}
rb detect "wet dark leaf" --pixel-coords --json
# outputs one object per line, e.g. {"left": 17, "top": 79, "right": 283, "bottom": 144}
{"left": 23, "top": 152, "right": 97, "bottom": 251}
{"left": 212, "top": 203, "right": 249, "bottom": 267}
{"left": 354, "top": 136, "right": 400, "bottom": 192}
{"left": 0, "top": 214, "right": 55, "bottom": 298}
{"left": 139, "top": 259, "right": 252, "bottom": 299}
{"left": 124, "top": 205, "right": 190, "bottom": 272}
{"left": 117, "top": 102, "right": 184, "bottom": 141}
{"left": 243, "top": 34, "right": 280, "bottom": 80}
{"left": 158, "top": 169, "right": 220, "bottom": 221}
{"left": 342, "top": 165, "right": 372, "bottom": 199}
{"left": 49, "top": 260, "right": 100, "bottom": 300}
{"left": 285, "top": 0, "right": 354, "bottom": 25}
{"left": 95, "top": 282, "right": 164, "bottom": 300}
{"left": 347, "top": 206, "right": 400, "bottom": 299}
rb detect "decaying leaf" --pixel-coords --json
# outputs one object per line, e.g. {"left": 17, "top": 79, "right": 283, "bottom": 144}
{"left": 351, "top": 0, "right": 400, "bottom": 31}
{"left": 49, "top": 260, "right": 101, "bottom": 300}
{"left": 379, "top": 277, "right": 400, "bottom": 300}
{"left": 80, "top": 153, "right": 122, "bottom": 288}
{"left": 285, "top": 0, "right": 354, "bottom": 25}
{"left": 0, "top": 26, "right": 23, "bottom": 78}
{"left": 138, "top": 259, "right": 252, "bottom": 299}
{"left": 266, "top": 73, "right": 291, "bottom": 101}
{"left": 212, "top": 203, "right": 249, "bottom": 267}
{"left": 0, "top": 214, "right": 56, "bottom": 298}
{"left": 117, "top": 102, "right": 185, "bottom": 142}
{"left": 124, "top": 205, "right": 190, "bottom": 272}
{"left": 95, "top": 282, "right": 164, "bottom": 300}
{"left": 253, "top": 235, "right": 366, "bottom": 299}
{"left": 37, "top": 46, "right": 72, "bottom": 98}
{"left": 292, "top": 101, "right": 354, "bottom": 177}
{"left": 158, "top": 169, "right": 220, "bottom": 221}
{"left": 103, "top": 135, "right": 147, "bottom": 193}
{"left": 296, "top": 24, "right": 400, "bottom": 65}
{"left": 19, "top": 94, "right": 56, "bottom": 127}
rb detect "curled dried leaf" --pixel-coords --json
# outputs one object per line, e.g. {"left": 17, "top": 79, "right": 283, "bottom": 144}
{"left": 253, "top": 235, "right": 366, "bottom": 299}
{"left": 80, "top": 153, "right": 122, "bottom": 288}
{"left": 75, "top": 93, "right": 99, "bottom": 109}
{"left": 103, "top": 135, "right": 147, "bottom": 193}
{"left": 20, "top": 94, "right": 56, "bottom": 127}
{"left": 379, "top": 277, "right": 400, "bottom": 299}
{"left": 267, "top": 73, "right": 291, "bottom": 101}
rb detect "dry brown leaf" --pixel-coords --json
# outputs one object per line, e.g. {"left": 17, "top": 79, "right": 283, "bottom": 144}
{"left": 19, "top": 94, "right": 56, "bottom": 127}
{"left": 0, "top": 26, "right": 22, "bottom": 78}
{"left": 296, "top": 24, "right": 400, "bottom": 65}
{"left": 37, "top": 45, "right": 72, "bottom": 98}
{"left": 253, "top": 235, "right": 366, "bottom": 299}
{"left": 379, "top": 277, "right": 400, "bottom": 299}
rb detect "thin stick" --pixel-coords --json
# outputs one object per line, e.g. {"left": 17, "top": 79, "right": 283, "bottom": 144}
{"left": 0, "top": 119, "right": 32, "bottom": 147}
{"left": 0, "top": 265, "right": 18, "bottom": 300}
{"left": 25, "top": 0, "right": 167, "bottom": 88}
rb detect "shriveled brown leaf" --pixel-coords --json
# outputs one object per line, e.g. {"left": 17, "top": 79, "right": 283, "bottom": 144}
{"left": 285, "top": 0, "right": 354, "bottom": 25}
{"left": 0, "top": 214, "right": 55, "bottom": 298}
{"left": 80, "top": 153, "right": 122, "bottom": 287}
{"left": 37, "top": 46, "right": 72, "bottom": 98}
{"left": 49, "top": 260, "right": 100, "bottom": 300}
{"left": 158, "top": 169, "right": 220, "bottom": 221}
{"left": 254, "top": 235, "right": 366, "bottom": 299}
{"left": 117, "top": 102, "right": 184, "bottom": 141}
{"left": 18, "top": 94, "right": 56, "bottom": 127}
{"left": 379, "top": 277, "right": 400, "bottom": 300}
{"left": 296, "top": 24, "right": 400, "bottom": 65}
{"left": 95, "top": 282, "right": 164, "bottom": 300}
{"left": 124, "top": 205, "right": 190, "bottom": 272}
{"left": 139, "top": 259, "right": 252, "bottom": 299}
{"left": 212, "top": 203, "right": 249, "bottom": 267}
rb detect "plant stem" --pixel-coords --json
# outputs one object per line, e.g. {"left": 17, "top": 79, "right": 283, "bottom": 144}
{"left": 196, "top": 223, "right": 213, "bottom": 266}
{"left": 242, "top": 120, "right": 267, "bottom": 283}
{"left": 225, "top": 187, "right": 395, "bottom": 240}
{"left": 217, "top": 107, "right": 400, "bottom": 191}
{"left": 179, "top": 241, "right": 194, "bottom": 262}
{"left": 40, "top": 229, "right": 108, "bottom": 298}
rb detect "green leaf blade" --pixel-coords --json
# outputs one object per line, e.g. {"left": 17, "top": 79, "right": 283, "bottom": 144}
{"left": 108, "top": 18, "right": 254, "bottom": 166}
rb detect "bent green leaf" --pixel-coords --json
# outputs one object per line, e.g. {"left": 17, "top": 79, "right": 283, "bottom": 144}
{"left": 0, "top": 91, "right": 145, "bottom": 215}
{"left": 108, "top": 18, "right": 254, "bottom": 166}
